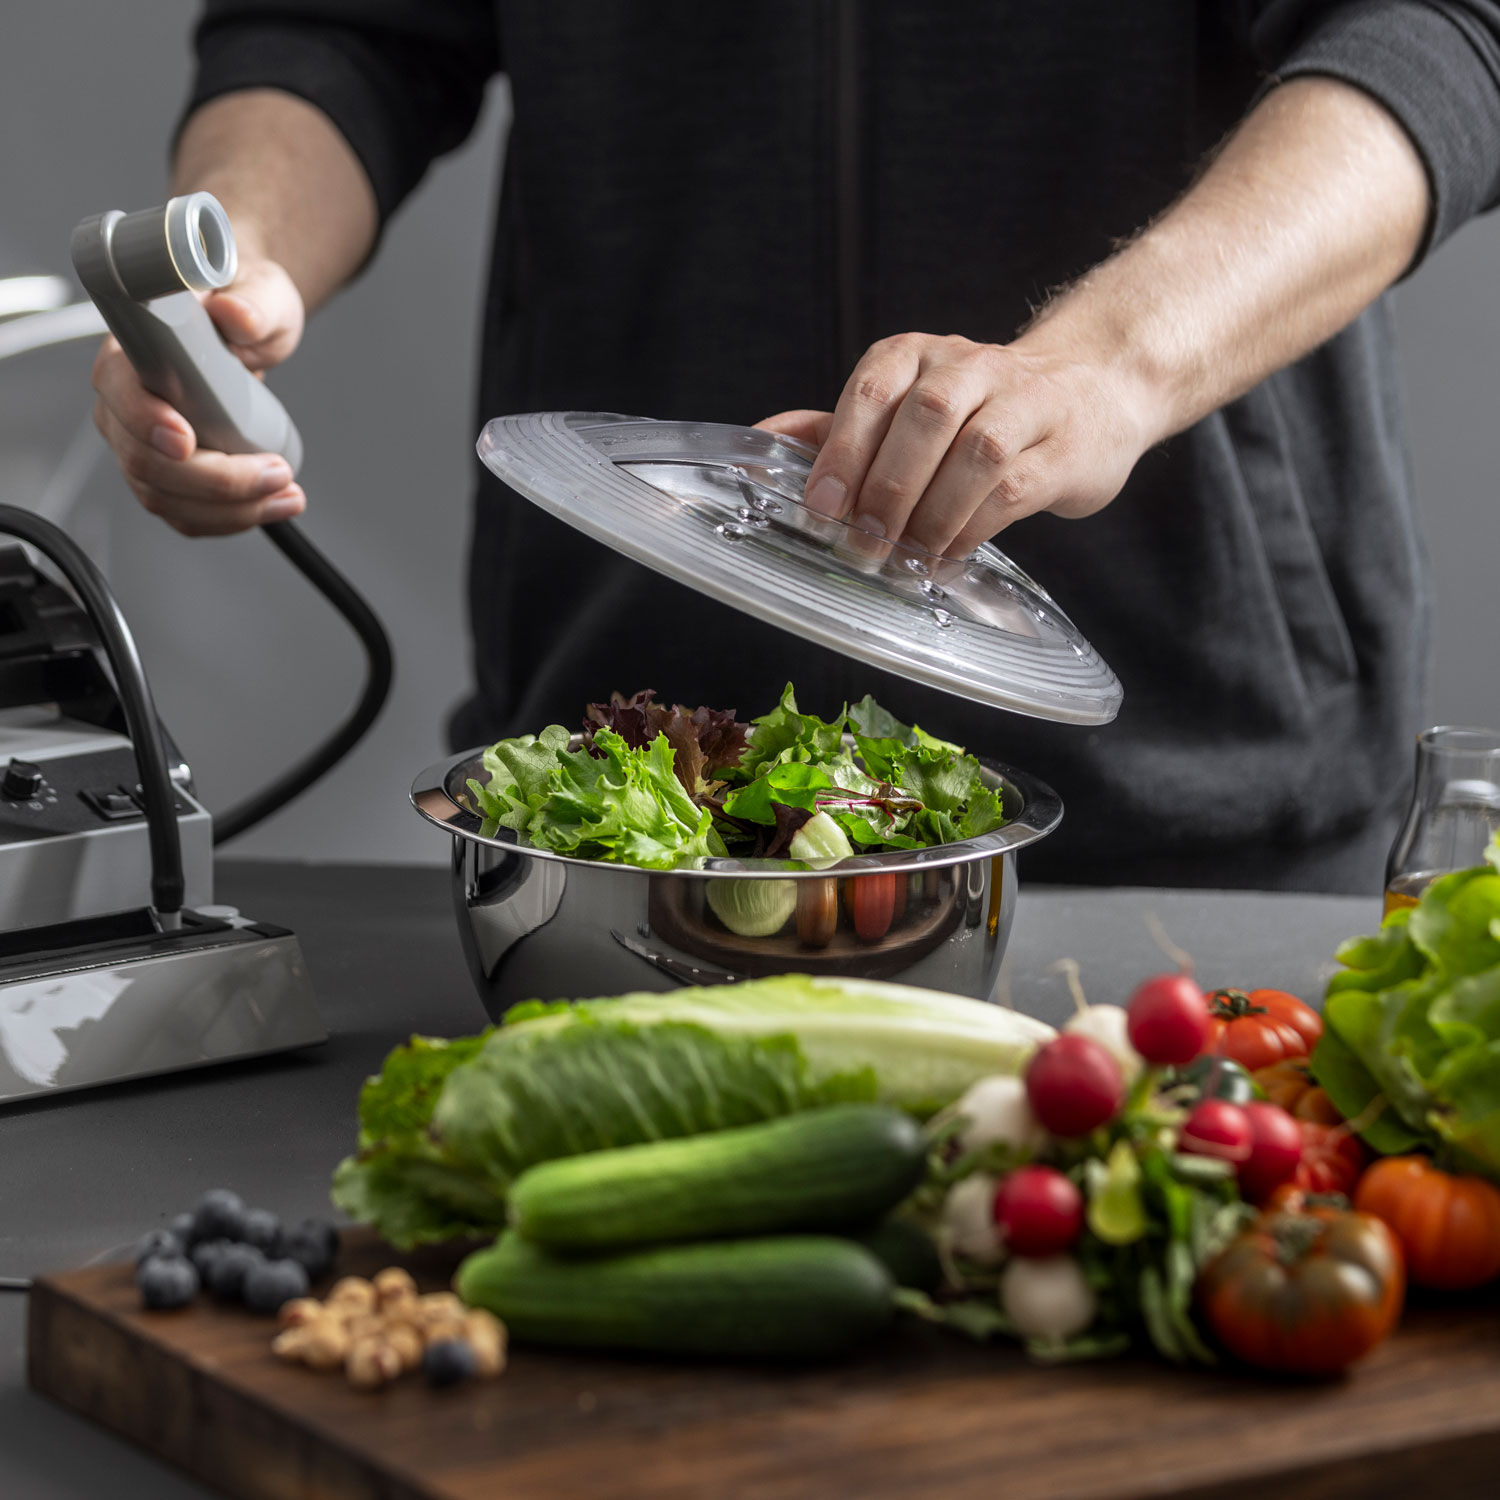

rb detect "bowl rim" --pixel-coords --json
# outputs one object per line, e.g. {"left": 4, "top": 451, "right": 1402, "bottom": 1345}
{"left": 411, "top": 738, "right": 1063, "bottom": 880}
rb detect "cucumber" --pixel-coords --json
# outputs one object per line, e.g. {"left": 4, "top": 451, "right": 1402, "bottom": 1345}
{"left": 856, "top": 1216, "right": 943, "bottom": 1293}
{"left": 508, "top": 1103, "right": 926, "bottom": 1251}
{"left": 457, "top": 1230, "right": 894, "bottom": 1360}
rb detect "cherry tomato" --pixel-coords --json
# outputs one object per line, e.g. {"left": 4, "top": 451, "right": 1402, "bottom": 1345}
{"left": 1207, "top": 988, "right": 1323, "bottom": 1071}
{"left": 795, "top": 878, "right": 838, "bottom": 947}
{"left": 1292, "top": 1120, "right": 1367, "bottom": 1198}
{"left": 1179, "top": 1099, "right": 1253, "bottom": 1165}
{"left": 1237, "top": 1102, "right": 1304, "bottom": 1204}
{"left": 1252, "top": 1057, "right": 1343, "bottom": 1125}
{"left": 992, "top": 1166, "right": 1084, "bottom": 1256}
{"left": 1198, "top": 1203, "right": 1404, "bottom": 1375}
{"left": 1354, "top": 1156, "right": 1500, "bottom": 1291}
{"left": 1024, "top": 1034, "right": 1125, "bottom": 1137}
{"left": 1126, "top": 973, "right": 1210, "bottom": 1065}
{"left": 849, "top": 873, "right": 898, "bottom": 941}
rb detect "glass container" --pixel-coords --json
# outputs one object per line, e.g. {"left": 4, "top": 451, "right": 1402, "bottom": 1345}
{"left": 1384, "top": 726, "right": 1500, "bottom": 916}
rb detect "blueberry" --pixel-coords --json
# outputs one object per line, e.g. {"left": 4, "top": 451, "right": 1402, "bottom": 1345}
{"left": 189, "top": 1237, "right": 232, "bottom": 1280}
{"left": 169, "top": 1211, "right": 197, "bottom": 1246}
{"left": 191, "top": 1189, "right": 247, "bottom": 1244}
{"left": 240, "top": 1208, "right": 282, "bottom": 1255}
{"left": 137, "top": 1255, "right": 199, "bottom": 1310}
{"left": 207, "top": 1242, "right": 265, "bottom": 1302}
{"left": 242, "top": 1257, "right": 310, "bottom": 1317}
{"left": 423, "top": 1339, "right": 477, "bottom": 1389}
{"left": 280, "top": 1219, "right": 340, "bottom": 1280}
{"left": 135, "top": 1228, "right": 185, "bottom": 1266}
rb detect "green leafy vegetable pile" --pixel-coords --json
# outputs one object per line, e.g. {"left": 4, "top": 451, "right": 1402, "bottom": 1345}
{"left": 1312, "top": 841, "right": 1500, "bottom": 1180}
{"left": 331, "top": 975, "right": 1052, "bottom": 1248}
{"left": 464, "top": 683, "right": 1007, "bottom": 871}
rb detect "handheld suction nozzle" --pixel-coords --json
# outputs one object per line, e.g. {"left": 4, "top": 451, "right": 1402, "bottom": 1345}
{"left": 71, "top": 192, "right": 301, "bottom": 470}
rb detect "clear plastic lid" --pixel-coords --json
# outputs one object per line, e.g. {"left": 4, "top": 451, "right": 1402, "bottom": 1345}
{"left": 477, "top": 412, "right": 1122, "bottom": 725}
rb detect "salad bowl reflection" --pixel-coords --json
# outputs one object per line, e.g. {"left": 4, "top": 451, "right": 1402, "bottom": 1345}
{"left": 411, "top": 746, "right": 1062, "bottom": 1019}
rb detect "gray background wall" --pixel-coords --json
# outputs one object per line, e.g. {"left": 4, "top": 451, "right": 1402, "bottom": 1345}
{"left": 0, "top": 2, "right": 1496, "bottom": 865}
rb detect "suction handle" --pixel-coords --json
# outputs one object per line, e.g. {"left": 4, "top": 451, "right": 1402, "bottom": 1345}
{"left": 71, "top": 193, "right": 302, "bottom": 472}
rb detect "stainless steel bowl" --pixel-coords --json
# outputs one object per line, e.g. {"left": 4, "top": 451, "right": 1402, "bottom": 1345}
{"left": 411, "top": 742, "right": 1062, "bottom": 1020}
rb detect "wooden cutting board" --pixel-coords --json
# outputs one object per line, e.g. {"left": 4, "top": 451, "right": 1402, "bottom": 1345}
{"left": 27, "top": 1228, "right": 1500, "bottom": 1500}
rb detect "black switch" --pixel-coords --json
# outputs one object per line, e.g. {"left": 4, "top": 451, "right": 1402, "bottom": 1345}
{"left": 1, "top": 758, "right": 43, "bottom": 800}
{"left": 82, "top": 786, "right": 142, "bottom": 821}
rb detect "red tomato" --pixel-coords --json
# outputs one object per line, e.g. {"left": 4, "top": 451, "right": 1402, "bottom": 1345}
{"left": 1207, "top": 988, "right": 1323, "bottom": 1071}
{"left": 1252, "top": 1058, "right": 1344, "bottom": 1125}
{"left": 1024, "top": 1035, "right": 1124, "bottom": 1137}
{"left": 1292, "top": 1121, "right": 1367, "bottom": 1199}
{"left": 1354, "top": 1156, "right": 1500, "bottom": 1291}
{"left": 1179, "top": 1099, "right": 1253, "bottom": 1164}
{"left": 1126, "top": 973, "right": 1210, "bottom": 1065}
{"left": 1238, "top": 1102, "right": 1304, "bottom": 1204}
{"left": 849, "top": 873, "right": 898, "bottom": 941}
{"left": 1198, "top": 1204, "right": 1405, "bottom": 1376}
{"left": 992, "top": 1166, "right": 1084, "bottom": 1256}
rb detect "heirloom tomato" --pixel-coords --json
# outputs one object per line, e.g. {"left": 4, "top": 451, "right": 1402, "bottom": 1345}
{"left": 1252, "top": 1057, "right": 1342, "bottom": 1125}
{"left": 1354, "top": 1156, "right": 1500, "bottom": 1291}
{"left": 1291, "top": 1120, "right": 1367, "bottom": 1198}
{"left": 1197, "top": 1204, "right": 1404, "bottom": 1375}
{"left": 1207, "top": 988, "right": 1322, "bottom": 1071}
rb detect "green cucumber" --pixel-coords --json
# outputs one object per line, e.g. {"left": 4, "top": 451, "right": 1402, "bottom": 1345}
{"left": 855, "top": 1216, "right": 943, "bottom": 1293}
{"left": 457, "top": 1230, "right": 894, "bottom": 1360}
{"left": 508, "top": 1103, "right": 926, "bottom": 1251}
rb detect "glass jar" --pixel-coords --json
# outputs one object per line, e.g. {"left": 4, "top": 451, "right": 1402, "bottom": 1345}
{"left": 1384, "top": 726, "right": 1500, "bottom": 916}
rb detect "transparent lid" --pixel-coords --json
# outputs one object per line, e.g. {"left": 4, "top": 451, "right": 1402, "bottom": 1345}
{"left": 477, "top": 412, "right": 1122, "bottom": 725}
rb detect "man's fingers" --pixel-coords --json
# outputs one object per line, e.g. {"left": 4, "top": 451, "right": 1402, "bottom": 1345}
{"left": 137, "top": 484, "right": 306, "bottom": 538}
{"left": 902, "top": 399, "right": 1051, "bottom": 555}
{"left": 943, "top": 437, "right": 1066, "bottom": 557}
{"left": 801, "top": 337, "right": 923, "bottom": 521}
{"left": 92, "top": 340, "right": 197, "bottom": 458}
{"left": 847, "top": 364, "right": 989, "bottom": 542}
{"left": 753, "top": 409, "right": 835, "bottom": 447}
{"left": 204, "top": 259, "right": 305, "bottom": 371}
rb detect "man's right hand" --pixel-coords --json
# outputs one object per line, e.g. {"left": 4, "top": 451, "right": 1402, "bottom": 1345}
{"left": 91, "top": 255, "right": 308, "bottom": 537}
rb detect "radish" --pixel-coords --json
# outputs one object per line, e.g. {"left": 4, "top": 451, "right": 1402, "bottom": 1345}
{"left": 1025, "top": 1035, "right": 1124, "bottom": 1137}
{"left": 993, "top": 1166, "right": 1083, "bottom": 1256}
{"left": 1238, "top": 1101, "right": 1304, "bottom": 1202}
{"left": 1000, "top": 1254, "right": 1097, "bottom": 1341}
{"left": 950, "top": 1075, "right": 1045, "bottom": 1158}
{"left": 1178, "top": 1099, "right": 1253, "bottom": 1164}
{"left": 1064, "top": 1003, "right": 1144, "bottom": 1082}
{"left": 1126, "top": 973, "right": 1210, "bottom": 1066}
{"left": 941, "top": 1172, "right": 1003, "bottom": 1265}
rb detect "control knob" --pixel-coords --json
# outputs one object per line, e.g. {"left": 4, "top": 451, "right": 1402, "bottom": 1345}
{"left": 1, "top": 758, "right": 42, "bottom": 801}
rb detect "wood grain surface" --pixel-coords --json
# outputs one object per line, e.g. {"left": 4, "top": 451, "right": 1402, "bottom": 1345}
{"left": 27, "top": 1229, "right": 1500, "bottom": 1500}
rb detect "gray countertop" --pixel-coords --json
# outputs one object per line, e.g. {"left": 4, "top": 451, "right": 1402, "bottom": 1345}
{"left": 0, "top": 862, "right": 1382, "bottom": 1500}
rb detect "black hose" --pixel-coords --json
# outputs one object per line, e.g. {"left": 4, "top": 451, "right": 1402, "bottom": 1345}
{"left": 211, "top": 518, "right": 393, "bottom": 845}
{"left": 0, "top": 505, "right": 184, "bottom": 914}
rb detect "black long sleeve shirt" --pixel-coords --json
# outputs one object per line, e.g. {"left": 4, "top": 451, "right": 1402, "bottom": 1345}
{"left": 185, "top": 1, "right": 1500, "bottom": 891}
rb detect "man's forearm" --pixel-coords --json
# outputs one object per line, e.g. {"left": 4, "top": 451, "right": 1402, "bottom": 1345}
{"left": 1020, "top": 77, "right": 1431, "bottom": 446}
{"left": 172, "top": 89, "right": 378, "bottom": 311}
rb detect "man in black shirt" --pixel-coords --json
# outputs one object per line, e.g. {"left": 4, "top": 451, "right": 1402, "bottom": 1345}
{"left": 90, "top": 4, "right": 1500, "bottom": 891}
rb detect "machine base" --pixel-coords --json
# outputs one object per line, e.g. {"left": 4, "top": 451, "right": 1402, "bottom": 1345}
{"left": 0, "top": 907, "right": 325, "bottom": 1104}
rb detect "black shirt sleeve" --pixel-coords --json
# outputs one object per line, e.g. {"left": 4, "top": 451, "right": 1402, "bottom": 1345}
{"left": 183, "top": 2, "right": 502, "bottom": 226}
{"left": 1251, "top": 1, "right": 1500, "bottom": 259}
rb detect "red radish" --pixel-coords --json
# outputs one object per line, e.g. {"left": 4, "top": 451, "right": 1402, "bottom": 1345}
{"left": 993, "top": 1166, "right": 1084, "bottom": 1256}
{"left": 1178, "top": 1099, "right": 1253, "bottom": 1164}
{"left": 1025, "top": 1035, "right": 1125, "bottom": 1137}
{"left": 1126, "top": 973, "right": 1210, "bottom": 1065}
{"left": 1238, "top": 1101, "right": 1304, "bottom": 1202}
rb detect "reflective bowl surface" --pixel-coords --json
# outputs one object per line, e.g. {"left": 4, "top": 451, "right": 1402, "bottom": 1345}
{"left": 411, "top": 742, "right": 1062, "bottom": 1020}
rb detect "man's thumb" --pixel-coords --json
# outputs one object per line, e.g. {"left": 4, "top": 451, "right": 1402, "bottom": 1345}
{"left": 203, "top": 260, "right": 304, "bottom": 371}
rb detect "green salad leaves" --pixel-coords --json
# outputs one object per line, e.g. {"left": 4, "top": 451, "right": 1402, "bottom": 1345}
{"left": 1313, "top": 840, "right": 1500, "bottom": 1179}
{"left": 464, "top": 683, "right": 1007, "bottom": 870}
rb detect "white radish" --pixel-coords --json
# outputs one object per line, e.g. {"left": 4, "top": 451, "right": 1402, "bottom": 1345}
{"left": 1064, "top": 1004, "right": 1144, "bottom": 1083}
{"left": 941, "top": 1172, "right": 1003, "bottom": 1266}
{"left": 1000, "top": 1255, "right": 1097, "bottom": 1341}
{"left": 950, "top": 1074, "right": 1046, "bottom": 1157}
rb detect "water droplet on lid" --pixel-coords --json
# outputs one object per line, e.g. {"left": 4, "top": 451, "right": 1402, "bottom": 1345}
{"left": 902, "top": 557, "right": 930, "bottom": 576}
{"left": 749, "top": 494, "right": 782, "bottom": 515}
{"left": 919, "top": 580, "right": 946, "bottom": 602}
{"left": 932, "top": 608, "right": 955, "bottom": 628}
{"left": 737, "top": 505, "right": 755, "bottom": 521}
{"left": 716, "top": 523, "right": 750, "bottom": 542}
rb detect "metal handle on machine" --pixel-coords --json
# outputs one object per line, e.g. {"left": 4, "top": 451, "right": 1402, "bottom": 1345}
{"left": 0, "top": 505, "right": 184, "bottom": 918}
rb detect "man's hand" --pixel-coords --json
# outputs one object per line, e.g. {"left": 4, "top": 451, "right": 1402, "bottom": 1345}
{"left": 757, "top": 332, "right": 1153, "bottom": 558}
{"left": 91, "top": 256, "right": 307, "bottom": 537}
{"left": 760, "top": 77, "right": 1429, "bottom": 556}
